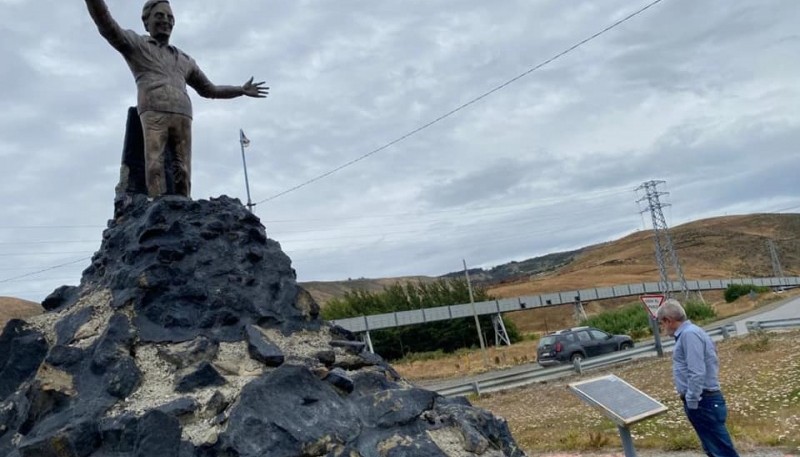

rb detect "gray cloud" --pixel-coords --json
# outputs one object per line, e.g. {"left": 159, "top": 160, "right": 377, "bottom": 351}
{"left": 1, "top": 0, "right": 798, "bottom": 300}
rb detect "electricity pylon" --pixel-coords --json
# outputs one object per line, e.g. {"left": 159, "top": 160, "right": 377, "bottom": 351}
{"left": 636, "top": 180, "right": 689, "bottom": 300}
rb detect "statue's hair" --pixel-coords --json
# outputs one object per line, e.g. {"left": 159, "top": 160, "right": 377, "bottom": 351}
{"left": 142, "top": 0, "right": 171, "bottom": 23}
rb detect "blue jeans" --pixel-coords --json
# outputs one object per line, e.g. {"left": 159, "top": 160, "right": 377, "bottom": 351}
{"left": 683, "top": 391, "right": 739, "bottom": 457}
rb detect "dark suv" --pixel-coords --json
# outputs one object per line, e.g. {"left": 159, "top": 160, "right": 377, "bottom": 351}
{"left": 536, "top": 326, "right": 633, "bottom": 367}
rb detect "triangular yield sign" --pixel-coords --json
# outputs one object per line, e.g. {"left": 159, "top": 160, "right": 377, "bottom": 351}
{"left": 640, "top": 294, "right": 665, "bottom": 319}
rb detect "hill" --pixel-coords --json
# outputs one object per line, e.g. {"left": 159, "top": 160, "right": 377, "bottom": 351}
{"left": 0, "top": 296, "right": 43, "bottom": 329}
{"left": 299, "top": 213, "right": 799, "bottom": 309}
{"left": 488, "top": 213, "right": 800, "bottom": 298}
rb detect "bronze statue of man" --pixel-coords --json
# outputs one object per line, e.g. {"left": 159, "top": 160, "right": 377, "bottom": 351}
{"left": 85, "top": 0, "right": 268, "bottom": 198}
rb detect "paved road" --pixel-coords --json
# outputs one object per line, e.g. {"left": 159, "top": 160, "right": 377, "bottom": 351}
{"left": 727, "top": 294, "right": 800, "bottom": 334}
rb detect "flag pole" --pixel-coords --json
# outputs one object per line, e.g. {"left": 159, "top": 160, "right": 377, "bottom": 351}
{"left": 239, "top": 129, "right": 255, "bottom": 212}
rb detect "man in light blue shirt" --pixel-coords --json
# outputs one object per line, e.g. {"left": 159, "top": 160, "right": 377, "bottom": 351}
{"left": 657, "top": 299, "right": 739, "bottom": 457}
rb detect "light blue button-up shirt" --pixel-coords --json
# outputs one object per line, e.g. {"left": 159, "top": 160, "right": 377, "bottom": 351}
{"left": 672, "top": 320, "right": 721, "bottom": 409}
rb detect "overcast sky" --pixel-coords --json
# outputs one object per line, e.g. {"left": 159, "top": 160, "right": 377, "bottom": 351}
{"left": 1, "top": 0, "right": 798, "bottom": 303}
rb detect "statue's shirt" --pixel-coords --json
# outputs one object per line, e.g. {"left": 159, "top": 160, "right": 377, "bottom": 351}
{"left": 116, "top": 31, "right": 205, "bottom": 118}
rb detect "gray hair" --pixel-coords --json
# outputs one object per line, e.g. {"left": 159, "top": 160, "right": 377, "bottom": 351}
{"left": 656, "top": 298, "right": 687, "bottom": 321}
{"left": 142, "top": 0, "right": 170, "bottom": 23}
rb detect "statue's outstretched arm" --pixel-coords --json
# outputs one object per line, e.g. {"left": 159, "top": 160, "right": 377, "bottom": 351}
{"left": 85, "top": 0, "right": 132, "bottom": 53}
{"left": 188, "top": 68, "right": 269, "bottom": 99}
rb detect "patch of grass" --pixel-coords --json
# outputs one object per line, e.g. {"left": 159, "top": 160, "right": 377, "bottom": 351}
{"left": 473, "top": 330, "right": 800, "bottom": 454}
{"left": 394, "top": 349, "right": 447, "bottom": 364}
{"left": 584, "top": 431, "right": 611, "bottom": 450}
{"left": 661, "top": 432, "right": 700, "bottom": 451}
{"left": 736, "top": 332, "right": 771, "bottom": 353}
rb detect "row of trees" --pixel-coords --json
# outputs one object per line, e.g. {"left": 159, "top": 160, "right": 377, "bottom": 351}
{"left": 321, "top": 278, "right": 520, "bottom": 360}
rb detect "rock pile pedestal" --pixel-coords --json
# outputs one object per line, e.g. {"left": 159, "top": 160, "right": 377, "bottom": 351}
{"left": 0, "top": 195, "right": 524, "bottom": 457}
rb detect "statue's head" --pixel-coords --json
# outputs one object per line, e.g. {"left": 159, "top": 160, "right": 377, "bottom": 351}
{"left": 142, "top": 0, "right": 173, "bottom": 41}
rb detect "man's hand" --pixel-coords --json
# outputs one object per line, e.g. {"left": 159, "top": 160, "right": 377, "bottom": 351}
{"left": 243, "top": 77, "right": 268, "bottom": 98}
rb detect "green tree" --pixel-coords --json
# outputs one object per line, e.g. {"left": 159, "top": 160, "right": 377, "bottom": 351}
{"left": 322, "top": 278, "right": 520, "bottom": 360}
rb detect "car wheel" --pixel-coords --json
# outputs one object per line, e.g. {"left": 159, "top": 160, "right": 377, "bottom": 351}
{"left": 620, "top": 342, "right": 633, "bottom": 350}
{"left": 570, "top": 353, "right": 584, "bottom": 363}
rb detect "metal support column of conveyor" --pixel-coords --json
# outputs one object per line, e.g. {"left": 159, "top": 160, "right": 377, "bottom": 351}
{"left": 362, "top": 330, "right": 374, "bottom": 353}
{"left": 492, "top": 314, "right": 511, "bottom": 346}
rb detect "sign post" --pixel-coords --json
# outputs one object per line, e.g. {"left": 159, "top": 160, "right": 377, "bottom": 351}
{"left": 569, "top": 375, "right": 668, "bottom": 457}
{"left": 640, "top": 294, "right": 665, "bottom": 357}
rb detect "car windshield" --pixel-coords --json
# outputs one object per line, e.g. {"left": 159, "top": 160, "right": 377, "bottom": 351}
{"left": 538, "top": 336, "right": 556, "bottom": 347}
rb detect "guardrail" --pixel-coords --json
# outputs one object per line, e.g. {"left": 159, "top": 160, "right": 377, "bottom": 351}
{"left": 430, "top": 320, "right": 799, "bottom": 397}
{"left": 745, "top": 317, "right": 800, "bottom": 332}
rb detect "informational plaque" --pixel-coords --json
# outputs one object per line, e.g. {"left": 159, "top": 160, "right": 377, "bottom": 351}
{"left": 568, "top": 374, "right": 667, "bottom": 426}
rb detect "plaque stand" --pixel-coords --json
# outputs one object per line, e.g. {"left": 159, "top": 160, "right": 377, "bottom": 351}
{"left": 617, "top": 426, "right": 636, "bottom": 457}
{"left": 569, "top": 375, "right": 668, "bottom": 457}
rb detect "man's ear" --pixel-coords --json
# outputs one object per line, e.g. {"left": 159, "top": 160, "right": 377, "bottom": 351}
{"left": 143, "top": 21, "right": 149, "bottom": 32}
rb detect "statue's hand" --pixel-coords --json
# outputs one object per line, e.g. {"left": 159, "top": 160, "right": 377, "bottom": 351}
{"left": 243, "top": 77, "right": 268, "bottom": 98}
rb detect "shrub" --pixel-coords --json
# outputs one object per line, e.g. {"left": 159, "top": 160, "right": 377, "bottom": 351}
{"left": 582, "top": 303, "right": 650, "bottom": 337}
{"left": 684, "top": 300, "right": 716, "bottom": 323}
{"left": 724, "top": 284, "right": 771, "bottom": 303}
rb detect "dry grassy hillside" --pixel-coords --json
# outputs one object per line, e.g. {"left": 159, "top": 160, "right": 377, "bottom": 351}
{"left": 489, "top": 213, "right": 800, "bottom": 298}
{"left": 0, "top": 297, "right": 43, "bottom": 329}
{"left": 488, "top": 213, "right": 799, "bottom": 335}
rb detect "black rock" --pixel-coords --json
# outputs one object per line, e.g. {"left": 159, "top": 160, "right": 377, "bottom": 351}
{"left": 245, "top": 325, "right": 284, "bottom": 367}
{"left": 156, "top": 336, "right": 219, "bottom": 369}
{"left": 216, "top": 365, "right": 360, "bottom": 457}
{"left": 204, "top": 391, "right": 229, "bottom": 417}
{"left": 175, "top": 362, "right": 226, "bottom": 393}
{"left": 1, "top": 195, "right": 527, "bottom": 456}
{"left": 18, "top": 419, "right": 100, "bottom": 457}
{"left": 98, "top": 414, "right": 138, "bottom": 454}
{"left": 0, "top": 389, "right": 31, "bottom": 453}
{"left": 329, "top": 324, "right": 357, "bottom": 341}
{"left": 315, "top": 349, "right": 336, "bottom": 367}
{"left": 41, "top": 285, "right": 79, "bottom": 312}
{"left": 329, "top": 339, "right": 366, "bottom": 354}
{"left": 54, "top": 306, "right": 94, "bottom": 346}
{"left": 324, "top": 367, "right": 354, "bottom": 394}
{"left": 84, "top": 196, "right": 322, "bottom": 343}
{"left": 91, "top": 314, "right": 135, "bottom": 374}
{"left": 156, "top": 397, "right": 199, "bottom": 418}
{"left": 0, "top": 320, "right": 48, "bottom": 401}
{"left": 134, "top": 410, "right": 182, "bottom": 457}
{"left": 355, "top": 387, "right": 437, "bottom": 428}
{"left": 104, "top": 356, "right": 140, "bottom": 399}
{"left": 46, "top": 345, "right": 84, "bottom": 368}
{"left": 19, "top": 380, "right": 72, "bottom": 436}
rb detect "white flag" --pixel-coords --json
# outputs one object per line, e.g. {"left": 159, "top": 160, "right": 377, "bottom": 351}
{"left": 240, "top": 129, "right": 251, "bottom": 148}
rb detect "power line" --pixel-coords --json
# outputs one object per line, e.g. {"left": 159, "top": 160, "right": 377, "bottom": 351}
{"left": 0, "top": 240, "right": 98, "bottom": 245}
{"left": 254, "top": 0, "right": 666, "bottom": 205}
{"left": 0, "top": 257, "right": 91, "bottom": 284}
{"left": 0, "top": 185, "right": 635, "bottom": 240}
{"left": 0, "top": 225, "right": 104, "bottom": 230}
{"left": 260, "top": 185, "right": 633, "bottom": 224}
{"left": 773, "top": 204, "right": 800, "bottom": 213}
{"left": 0, "top": 251, "right": 95, "bottom": 257}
